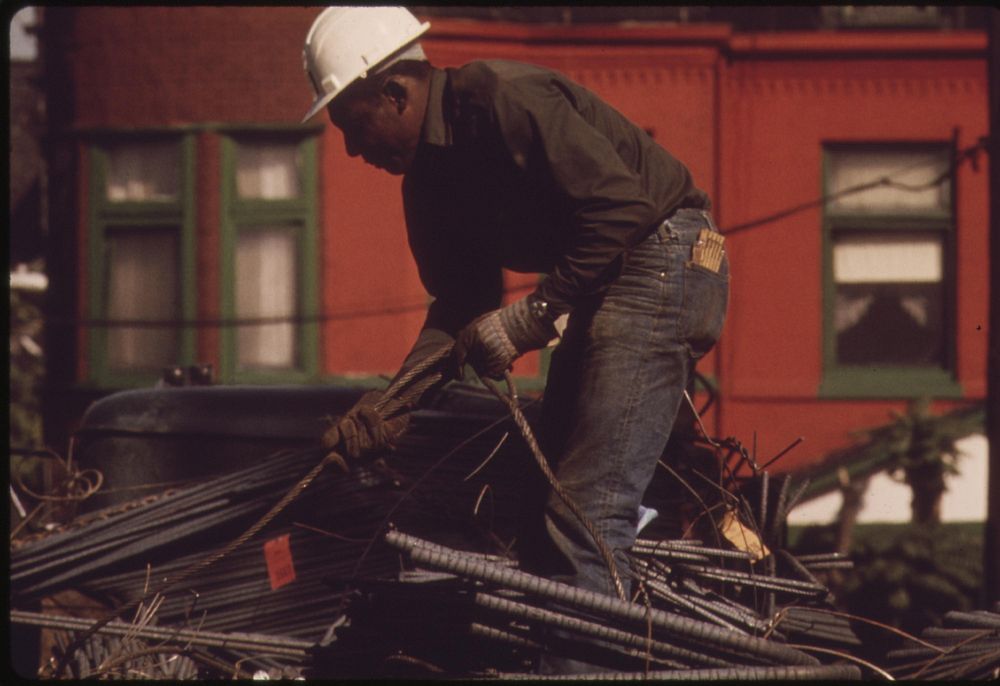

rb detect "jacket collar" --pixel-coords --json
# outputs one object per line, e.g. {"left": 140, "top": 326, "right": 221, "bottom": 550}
{"left": 420, "top": 67, "right": 451, "bottom": 148}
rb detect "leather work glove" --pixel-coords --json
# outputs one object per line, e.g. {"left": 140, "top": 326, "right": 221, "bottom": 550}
{"left": 453, "top": 295, "right": 558, "bottom": 380}
{"left": 322, "top": 390, "right": 411, "bottom": 461}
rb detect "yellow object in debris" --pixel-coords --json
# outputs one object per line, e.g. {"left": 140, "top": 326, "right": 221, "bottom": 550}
{"left": 691, "top": 228, "right": 725, "bottom": 273}
{"left": 719, "top": 508, "right": 770, "bottom": 562}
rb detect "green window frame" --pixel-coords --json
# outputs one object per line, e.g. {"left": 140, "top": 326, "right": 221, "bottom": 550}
{"left": 86, "top": 133, "right": 196, "bottom": 388}
{"left": 219, "top": 131, "right": 319, "bottom": 383}
{"left": 819, "top": 142, "right": 962, "bottom": 398}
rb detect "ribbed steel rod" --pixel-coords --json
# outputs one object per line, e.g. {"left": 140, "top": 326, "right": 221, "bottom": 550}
{"left": 385, "top": 531, "right": 819, "bottom": 666}
{"left": 11, "top": 610, "right": 314, "bottom": 658}
{"left": 632, "top": 540, "right": 716, "bottom": 552}
{"left": 892, "top": 644, "right": 999, "bottom": 676}
{"left": 780, "top": 612, "right": 859, "bottom": 631}
{"left": 775, "top": 478, "right": 811, "bottom": 531}
{"left": 634, "top": 563, "right": 745, "bottom": 633}
{"left": 11, "top": 496, "right": 234, "bottom": 574}
{"left": 758, "top": 471, "right": 770, "bottom": 538}
{"left": 633, "top": 541, "right": 755, "bottom": 562}
{"left": 793, "top": 552, "right": 850, "bottom": 563}
{"left": 778, "top": 615, "right": 860, "bottom": 633}
{"left": 921, "top": 626, "right": 997, "bottom": 641}
{"left": 474, "top": 592, "right": 730, "bottom": 668}
{"left": 775, "top": 624, "right": 862, "bottom": 645}
{"left": 495, "top": 663, "right": 862, "bottom": 680}
{"left": 679, "top": 578, "right": 764, "bottom": 623}
{"left": 18, "top": 499, "right": 268, "bottom": 595}
{"left": 909, "top": 648, "right": 1000, "bottom": 680}
{"left": 674, "top": 564, "right": 827, "bottom": 596}
{"left": 469, "top": 622, "right": 540, "bottom": 650}
{"left": 663, "top": 586, "right": 768, "bottom": 634}
{"left": 777, "top": 550, "right": 825, "bottom": 589}
{"left": 943, "top": 610, "right": 1000, "bottom": 629}
{"left": 800, "top": 560, "right": 854, "bottom": 571}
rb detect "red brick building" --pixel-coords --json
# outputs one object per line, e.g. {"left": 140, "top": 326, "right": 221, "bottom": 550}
{"left": 40, "top": 7, "right": 990, "bottom": 473}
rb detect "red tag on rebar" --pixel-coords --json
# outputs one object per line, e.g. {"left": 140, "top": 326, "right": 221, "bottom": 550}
{"left": 263, "top": 534, "right": 296, "bottom": 590}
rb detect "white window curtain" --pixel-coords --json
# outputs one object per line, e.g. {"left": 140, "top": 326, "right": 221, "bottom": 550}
{"left": 105, "top": 142, "right": 180, "bottom": 202}
{"left": 833, "top": 233, "right": 942, "bottom": 335}
{"left": 235, "top": 143, "right": 301, "bottom": 200}
{"left": 107, "top": 229, "right": 179, "bottom": 370}
{"left": 236, "top": 227, "right": 297, "bottom": 369}
{"left": 833, "top": 234, "right": 943, "bottom": 284}
{"left": 827, "top": 149, "right": 950, "bottom": 213}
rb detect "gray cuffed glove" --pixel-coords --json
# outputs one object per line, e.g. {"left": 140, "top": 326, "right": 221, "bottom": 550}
{"left": 322, "top": 390, "right": 411, "bottom": 460}
{"left": 453, "top": 295, "right": 558, "bottom": 380}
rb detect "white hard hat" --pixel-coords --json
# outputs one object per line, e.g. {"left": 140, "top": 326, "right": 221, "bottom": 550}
{"left": 301, "top": 6, "right": 431, "bottom": 123}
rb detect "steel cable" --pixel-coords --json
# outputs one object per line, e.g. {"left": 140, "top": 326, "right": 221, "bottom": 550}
{"left": 50, "top": 345, "right": 455, "bottom": 677}
{"left": 46, "top": 339, "right": 657, "bottom": 674}
{"left": 481, "top": 373, "right": 628, "bottom": 602}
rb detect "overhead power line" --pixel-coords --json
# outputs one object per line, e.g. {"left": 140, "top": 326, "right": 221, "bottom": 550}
{"left": 19, "top": 139, "right": 989, "bottom": 330}
{"left": 721, "top": 137, "right": 988, "bottom": 236}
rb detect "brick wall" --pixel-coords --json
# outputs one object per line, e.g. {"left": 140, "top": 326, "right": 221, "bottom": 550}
{"left": 55, "top": 7, "right": 318, "bottom": 127}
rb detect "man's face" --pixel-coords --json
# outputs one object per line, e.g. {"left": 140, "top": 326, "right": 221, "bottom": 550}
{"left": 327, "top": 86, "right": 418, "bottom": 176}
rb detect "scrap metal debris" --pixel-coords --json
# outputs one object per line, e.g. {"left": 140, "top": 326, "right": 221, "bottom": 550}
{"left": 310, "top": 530, "right": 863, "bottom": 679}
{"left": 886, "top": 606, "right": 1000, "bottom": 680}
{"left": 9, "top": 382, "right": 978, "bottom": 679}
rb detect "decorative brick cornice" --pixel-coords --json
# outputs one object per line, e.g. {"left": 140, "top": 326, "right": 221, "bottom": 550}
{"left": 422, "top": 17, "right": 733, "bottom": 48}
{"left": 728, "top": 31, "right": 986, "bottom": 58}
{"left": 422, "top": 18, "right": 986, "bottom": 59}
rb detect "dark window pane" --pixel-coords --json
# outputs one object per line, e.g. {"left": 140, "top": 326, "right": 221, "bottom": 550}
{"left": 835, "top": 283, "right": 944, "bottom": 367}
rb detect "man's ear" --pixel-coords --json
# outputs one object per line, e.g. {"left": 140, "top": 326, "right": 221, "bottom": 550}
{"left": 382, "top": 78, "right": 408, "bottom": 114}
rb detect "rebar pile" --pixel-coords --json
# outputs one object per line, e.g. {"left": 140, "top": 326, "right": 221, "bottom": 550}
{"left": 10, "top": 393, "right": 544, "bottom": 676}
{"left": 310, "top": 530, "right": 863, "bottom": 679}
{"left": 886, "top": 606, "right": 1000, "bottom": 680}
{"left": 11, "top": 384, "right": 870, "bottom": 679}
{"left": 11, "top": 609, "right": 308, "bottom": 679}
{"left": 625, "top": 542, "right": 861, "bottom": 649}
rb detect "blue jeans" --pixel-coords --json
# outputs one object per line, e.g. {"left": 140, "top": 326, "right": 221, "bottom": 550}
{"left": 530, "top": 208, "right": 729, "bottom": 674}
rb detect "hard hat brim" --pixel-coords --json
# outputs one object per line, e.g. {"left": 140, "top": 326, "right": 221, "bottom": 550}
{"left": 300, "top": 21, "right": 430, "bottom": 124}
{"left": 302, "top": 90, "right": 340, "bottom": 124}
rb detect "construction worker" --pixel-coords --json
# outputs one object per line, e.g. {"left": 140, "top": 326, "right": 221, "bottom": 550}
{"left": 305, "top": 7, "right": 729, "bottom": 674}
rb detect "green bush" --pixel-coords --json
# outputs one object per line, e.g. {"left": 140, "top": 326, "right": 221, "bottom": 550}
{"left": 793, "top": 522, "right": 983, "bottom": 642}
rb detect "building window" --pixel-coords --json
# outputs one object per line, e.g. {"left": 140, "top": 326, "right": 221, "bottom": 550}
{"left": 821, "top": 144, "right": 961, "bottom": 397}
{"left": 105, "top": 227, "right": 180, "bottom": 370}
{"left": 105, "top": 140, "right": 181, "bottom": 202}
{"left": 88, "top": 136, "right": 195, "bottom": 385}
{"left": 221, "top": 133, "right": 318, "bottom": 382}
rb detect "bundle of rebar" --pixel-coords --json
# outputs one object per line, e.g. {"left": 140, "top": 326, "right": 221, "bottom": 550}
{"left": 12, "top": 609, "right": 308, "bottom": 679}
{"left": 886, "top": 606, "right": 1000, "bottom": 680}
{"left": 9, "top": 396, "right": 541, "bottom": 676}
{"left": 11, "top": 384, "right": 868, "bottom": 679}
{"left": 625, "top": 543, "right": 860, "bottom": 649}
{"left": 312, "top": 530, "right": 864, "bottom": 680}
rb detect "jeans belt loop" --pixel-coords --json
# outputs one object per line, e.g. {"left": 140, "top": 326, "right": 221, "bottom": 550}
{"left": 656, "top": 218, "right": 671, "bottom": 242}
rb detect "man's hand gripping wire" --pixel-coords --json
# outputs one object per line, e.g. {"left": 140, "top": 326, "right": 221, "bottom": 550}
{"left": 326, "top": 336, "right": 628, "bottom": 602}
{"left": 322, "top": 344, "right": 454, "bottom": 468}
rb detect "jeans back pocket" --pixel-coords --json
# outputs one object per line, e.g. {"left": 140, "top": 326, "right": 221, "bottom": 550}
{"left": 680, "top": 257, "right": 729, "bottom": 359}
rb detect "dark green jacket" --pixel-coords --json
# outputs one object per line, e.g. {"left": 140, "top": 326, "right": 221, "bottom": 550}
{"left": 401, "top": 60, "right": 708, "bottom": 366}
